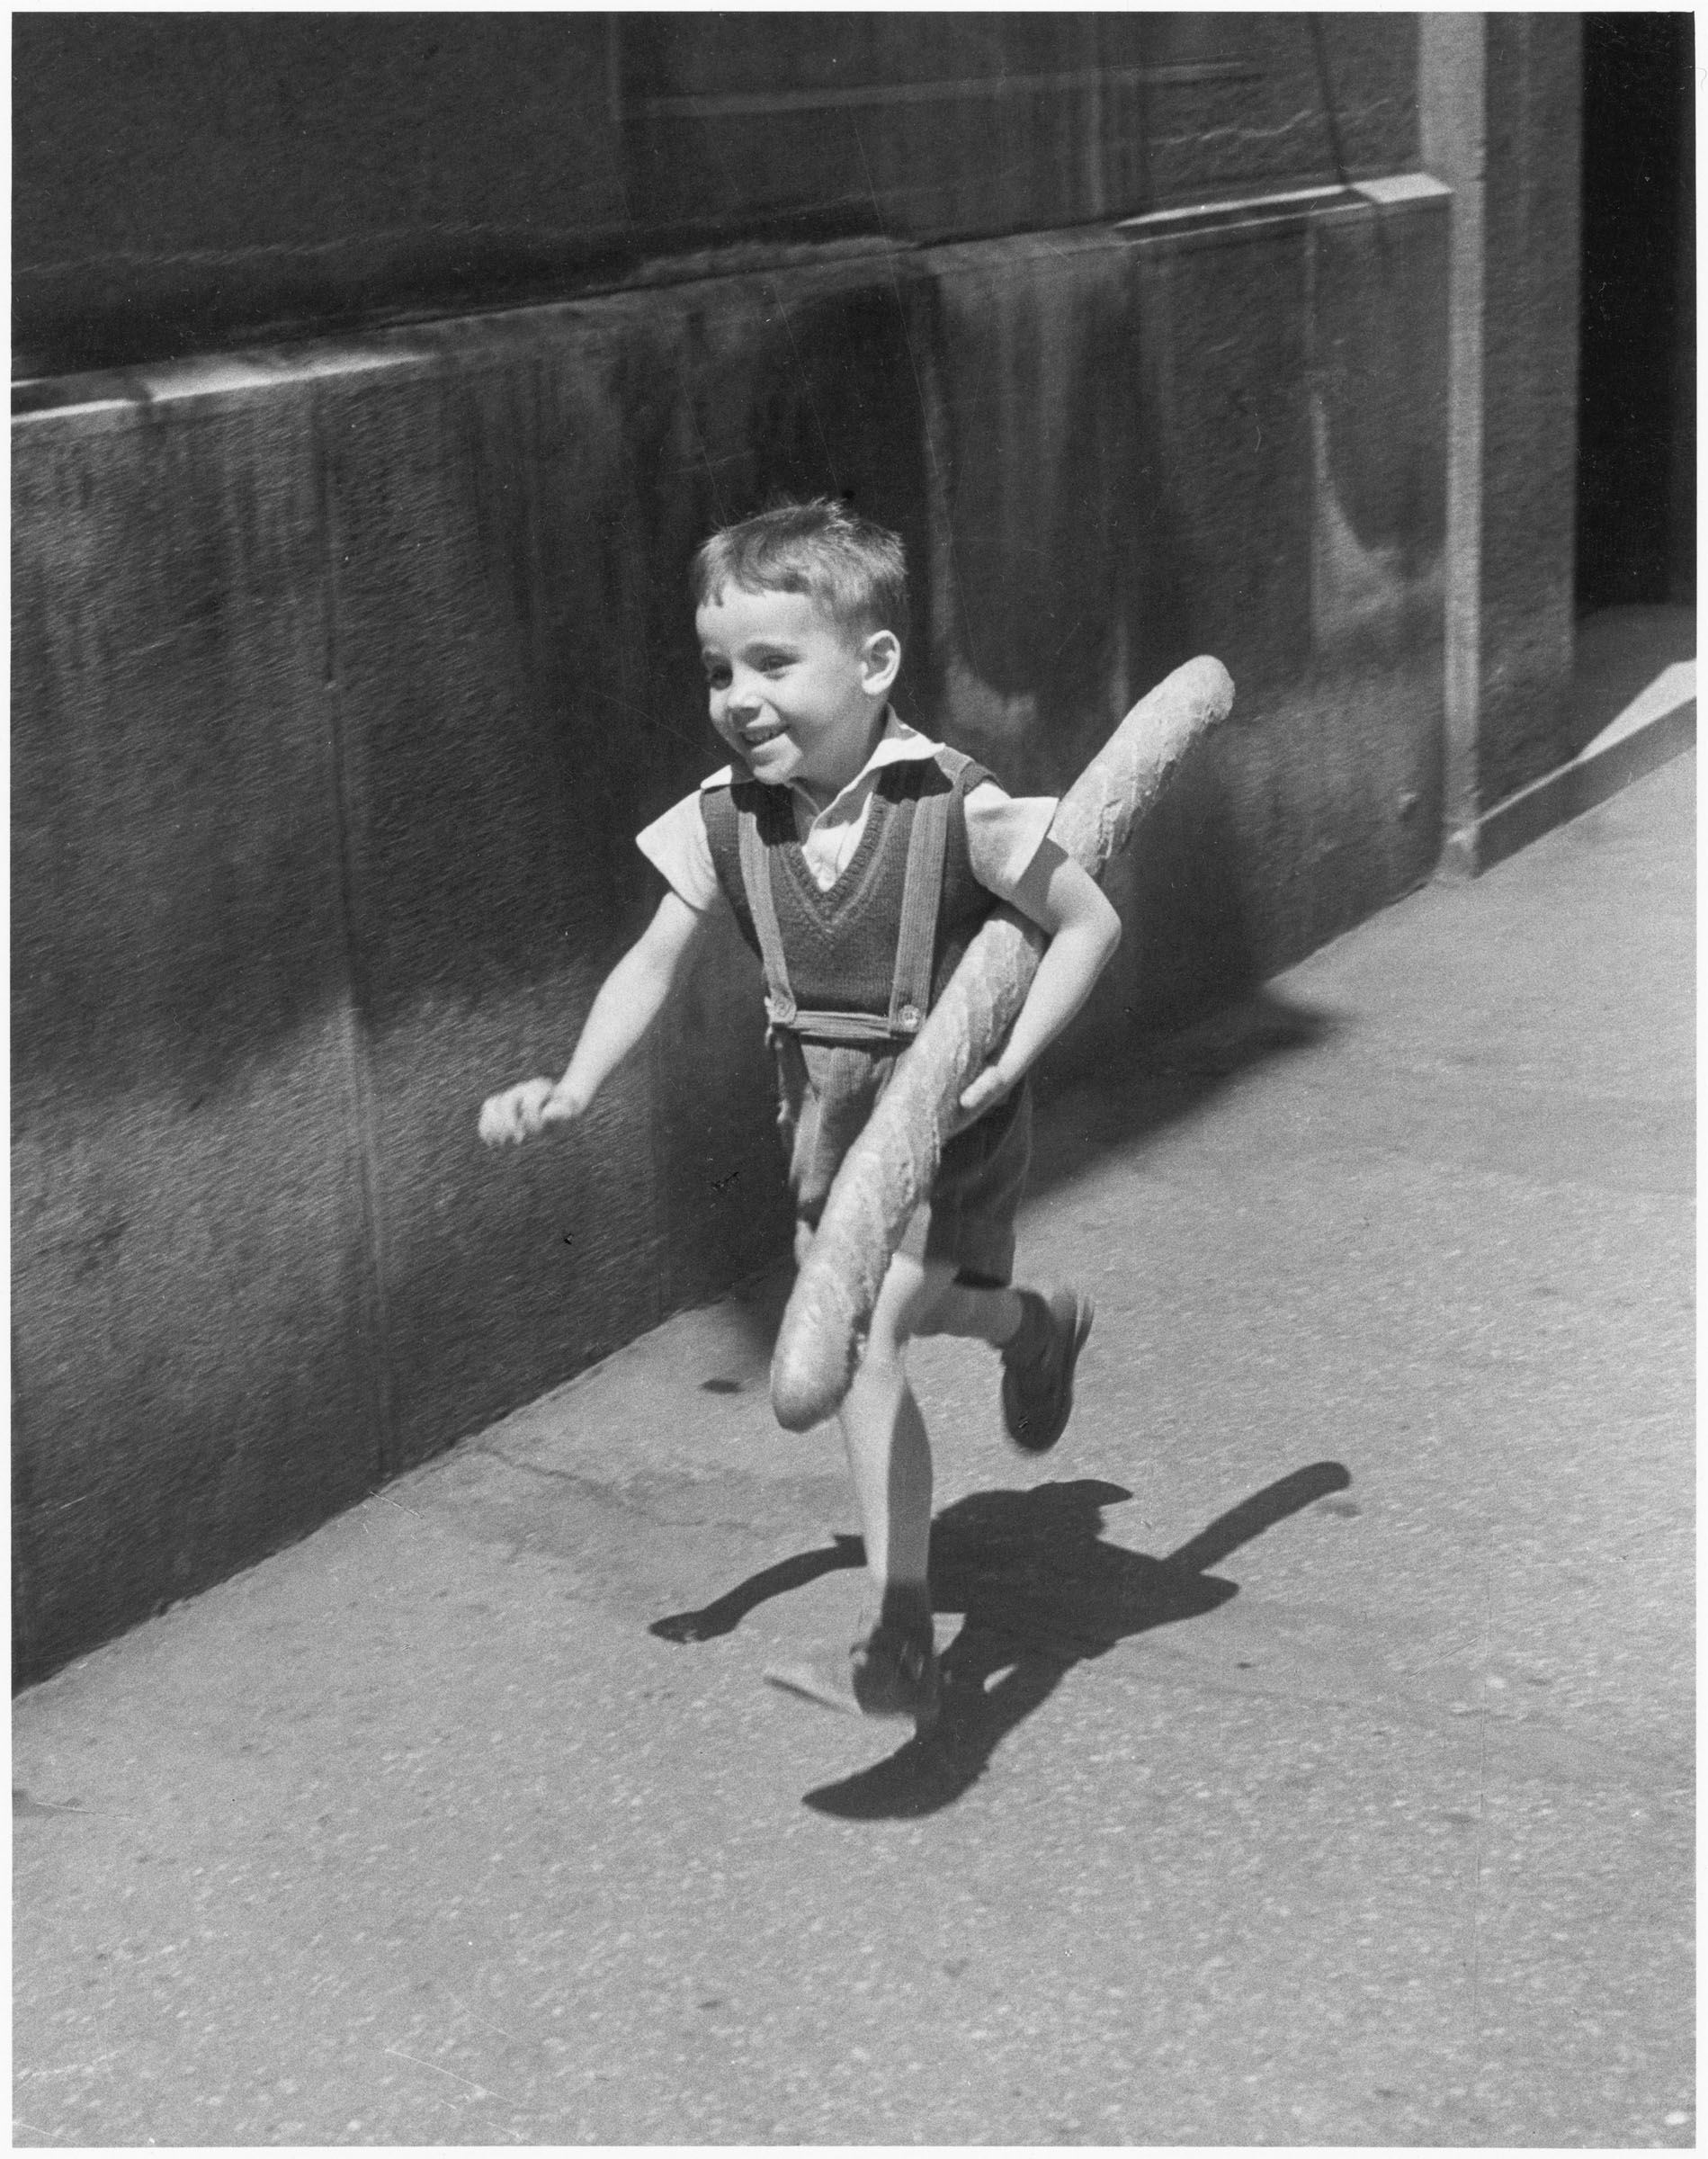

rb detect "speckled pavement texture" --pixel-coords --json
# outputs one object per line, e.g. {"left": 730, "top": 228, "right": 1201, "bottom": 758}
{"left": 14, "top": 747, "right": 1693, "bottom": 2147}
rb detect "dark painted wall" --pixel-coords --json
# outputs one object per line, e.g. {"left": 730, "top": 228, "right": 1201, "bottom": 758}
{"left": 13, "top": 13, "right": 625, "bottom": 373}
{"left": 13, "top": 188, "right": 1448, "bottom": 1681}
{"left": 14, "top": 13, "right": 1418, "bottom": 375}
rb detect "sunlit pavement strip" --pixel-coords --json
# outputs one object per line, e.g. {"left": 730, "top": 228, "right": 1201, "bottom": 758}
{"left": 1580, "top": 658, "right": 1695, "bottom": 757}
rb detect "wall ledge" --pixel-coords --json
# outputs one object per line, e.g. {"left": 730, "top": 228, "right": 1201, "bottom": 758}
{"left": 14, "top": 176, "right": 1450, "bottom": 429}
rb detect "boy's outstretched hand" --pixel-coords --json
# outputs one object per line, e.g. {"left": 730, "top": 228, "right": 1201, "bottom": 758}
{"left": 478, "top": 1078, "right": 581, "bottom": 1147}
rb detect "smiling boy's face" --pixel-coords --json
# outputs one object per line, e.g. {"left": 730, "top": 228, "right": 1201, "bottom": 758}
{"left": 696, "top": 583, "right": 899, "bottom": 805}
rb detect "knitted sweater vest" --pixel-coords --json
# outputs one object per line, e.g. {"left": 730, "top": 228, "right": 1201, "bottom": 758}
{"left": 702, "top": 749, "right": 997, "bottom": 1037}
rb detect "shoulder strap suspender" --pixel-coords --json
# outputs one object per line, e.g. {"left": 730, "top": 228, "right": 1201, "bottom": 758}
{"left": 732, "top": 766, "right": 959, "bottom": 1044}
{"left": 737, "top": 803, "right": 799, "bottom": 1030}
{"left": 883, "top": 780, "right": 952, "bottom": 1036}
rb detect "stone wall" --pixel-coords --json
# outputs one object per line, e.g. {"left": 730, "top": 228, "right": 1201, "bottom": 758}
{"left": 14, "top": 13, "right": 1419, "bottom": 376}
{"left": 13, "top": 187, "right": 1449, "bottom": 1680}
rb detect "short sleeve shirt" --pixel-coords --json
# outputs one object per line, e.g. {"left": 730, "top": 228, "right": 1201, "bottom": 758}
{"left": 636, "top": 712, "right": 1059, "bottom": 913}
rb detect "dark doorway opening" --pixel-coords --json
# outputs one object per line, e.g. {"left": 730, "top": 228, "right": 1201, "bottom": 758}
{"left": 1576, "top": 14, "right": 1695, "bottom": 612}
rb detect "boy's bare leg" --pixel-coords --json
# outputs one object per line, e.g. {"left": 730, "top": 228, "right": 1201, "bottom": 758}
{"left": 798, "top": 1241, "right": 1083, "bottom": 1719}
{"left": 914, "top": 1277, "right": 1024, "bottom": 1348}
{"left": 813, "top": 1245, "right": 952, "bottom": 1721}
{"left": 915, "top": 1265, "right": 1095, "bottom": 1458}
{"left": 836, "top": 1246, "right": 951, "bottom": 1596}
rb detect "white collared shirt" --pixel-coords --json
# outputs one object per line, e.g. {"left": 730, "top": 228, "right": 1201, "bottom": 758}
{"left": 635, "top": 711, "right": 1059, "bottom": 910}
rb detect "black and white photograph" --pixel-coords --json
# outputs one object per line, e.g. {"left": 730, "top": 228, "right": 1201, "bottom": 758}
{"left": 12, "top": 8, "right": 1695, "bottom": 2146}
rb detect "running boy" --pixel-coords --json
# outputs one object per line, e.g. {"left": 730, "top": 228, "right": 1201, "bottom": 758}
{"left": 479, "top": 500, "right": 1121, "bottom": 1729}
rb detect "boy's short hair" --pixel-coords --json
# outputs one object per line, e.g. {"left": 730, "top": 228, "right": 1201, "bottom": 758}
{"left": 691, "top": 497, "right": 909, "bottom": 647}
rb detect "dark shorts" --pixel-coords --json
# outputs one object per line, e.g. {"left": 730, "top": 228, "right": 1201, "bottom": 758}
{"left": 774, "top": 1035, "right": 1033, "bottom": 1286}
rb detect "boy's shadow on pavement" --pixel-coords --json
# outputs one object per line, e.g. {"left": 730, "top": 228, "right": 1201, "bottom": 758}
{"left": 651, "top": 1460, "right": 1351, "bottom": 1819}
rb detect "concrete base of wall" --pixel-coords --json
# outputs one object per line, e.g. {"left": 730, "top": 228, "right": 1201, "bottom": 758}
{"left": 1440, "top": 605, "right": 1696, "bottom": 878}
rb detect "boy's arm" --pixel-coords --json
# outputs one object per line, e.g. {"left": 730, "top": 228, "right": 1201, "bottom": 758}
{"left": 958, "top": 838, "right": 1122, "bottom": 1117}
{"left": 479, "top": 891, "right": 711, "bottom": 1145}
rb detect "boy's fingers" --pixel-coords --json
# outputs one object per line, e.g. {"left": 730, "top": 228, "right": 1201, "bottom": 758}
{"left": 958, "top": 1069, "right": 1002, "bottom": 1113}
{"left": 479, "top": 1082, "right": 551, "bottom": 1146}
{"left": 513, "top": 1078, "right": 559, "bottom": 1137}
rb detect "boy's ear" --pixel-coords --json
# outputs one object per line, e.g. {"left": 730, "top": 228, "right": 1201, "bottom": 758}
{"left": 860, "top": 628, "right": 902, "bottom": 697}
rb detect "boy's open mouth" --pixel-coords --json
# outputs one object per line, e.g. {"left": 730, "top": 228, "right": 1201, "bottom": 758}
{"left": 741, "top": 724, "right": 787, "bottom": 748}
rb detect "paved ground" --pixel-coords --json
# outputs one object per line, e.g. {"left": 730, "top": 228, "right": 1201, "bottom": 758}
{"left": 14, "top": 717, "right": 1693, "bottom": 2145}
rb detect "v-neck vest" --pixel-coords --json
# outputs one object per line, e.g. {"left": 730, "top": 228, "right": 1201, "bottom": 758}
{"left": 702, "top": 749, "right": 997, "bottom": 1032}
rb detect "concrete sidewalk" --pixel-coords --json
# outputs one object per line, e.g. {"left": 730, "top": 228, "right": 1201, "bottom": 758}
{"left": 14, "top": 737, "right": 1693, "bottom": 2146}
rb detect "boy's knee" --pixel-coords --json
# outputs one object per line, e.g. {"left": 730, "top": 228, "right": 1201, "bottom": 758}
{"left": 870, "top": 1255, "right": 955, "bottom": 1352}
